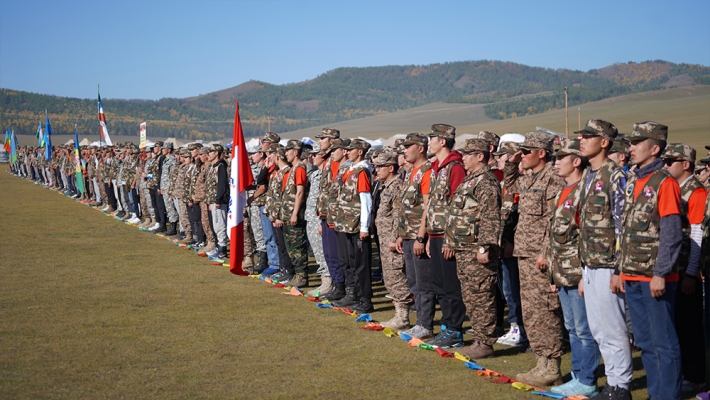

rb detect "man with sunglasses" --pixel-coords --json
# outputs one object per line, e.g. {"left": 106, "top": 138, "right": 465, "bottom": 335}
{"left": 504, "top": 132, "right": 565, "bottom": 387}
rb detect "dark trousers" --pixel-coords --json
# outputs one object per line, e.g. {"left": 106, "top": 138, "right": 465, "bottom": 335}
{"left": 321, "top": 221, "right": 344, "bottom": 284}
{"left": 675, "top": 276, "right": 706, "bottom": 383}
{"left": 403, "top": 239, "right": 435, "bottom": 330}
{"left": 335, "top": 231, "right": 372, "bottom": 302}
{"left": 105, "top": 182, "right": 117, "bottom": 209}
{"left": 429, "top": 237, "right": 465, "bottom": 331}
{"left": 150, "top": 187, "right": 166, "bottom": 225}
{"left": 188, "top": 204, "right": 205, "bottom": 242}
{"left": 272, "top": 225, "right": 294, "bottom": 274}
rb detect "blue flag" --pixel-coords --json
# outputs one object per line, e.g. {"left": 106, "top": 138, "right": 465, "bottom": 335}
{"left": 45, "top": 110, "right": 52, "bottom": 161}
{"left": 10, "top": 129, "right": 17, "bottom": 163}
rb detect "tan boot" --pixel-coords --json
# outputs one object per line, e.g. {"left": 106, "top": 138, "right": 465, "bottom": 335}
{"left": 380, "top": 303, "right": 411, "bottom": 330}
{"left": 242, "top": 254, "right": 254, "bottom": 268}
{"left": 307, "top": 275, "right": 333, "bottom": 296}
{"left": 200, "top": 241, "right": 216, "bottom": 254}
{"left": 179, "top": 233, "right": 193, "bottom": 245}
{"left": 458, "top": 340, "right": 495, "bottom": 360}
{"left": 140, "top": 217, "right": 153, "bottom": 228}
{"left": 516, "top": 357, "right": 562, "bottom": 387}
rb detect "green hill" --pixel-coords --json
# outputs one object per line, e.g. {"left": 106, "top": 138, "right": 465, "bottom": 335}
{"left": 2, "top": 60, "right": 709, "bottom": 140}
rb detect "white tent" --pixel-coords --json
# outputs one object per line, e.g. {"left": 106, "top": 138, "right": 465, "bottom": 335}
{"left": 79, "top": 138, "right": 91, "bottom": 146}
{"left": 454, "top": 133, "right": 477, "bottom": 150}
{"left": 64, "top": 139, "right": 75, "bottom": 145}
{"left": 358, "top": 137, "right": 383, "bottom": 150}
{"left": 381, "top": 134, "right": 407, "bottom": 148}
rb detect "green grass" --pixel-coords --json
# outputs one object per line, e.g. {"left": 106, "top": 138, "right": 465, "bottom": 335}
{"left": 0, "top": 167, "right": 663, "bottom": 399}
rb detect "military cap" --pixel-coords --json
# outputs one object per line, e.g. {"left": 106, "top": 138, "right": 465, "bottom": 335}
{"left": 154, "top": 141, "right": 164, "bottom": 147}
{"left": 662, "top": 143, "right": 695, "bottom": 162}
{"left": 181, "top": 148, "right": 192, "bottom": 157}
{"left": 521, "top": 132, "right": 554, "bottom": 154}
{"left": 478, "top": 131, "right": 500, "bottom": 148}
{"left": 555, "top": 138, "right": 582, "bottom": 157}
{"left": 262, "top": 132, "right": 281, "bottom": 143}
{"left": 696, "top": 164, "right": 707, "bottom": 173}
{"left": 345, "top": 138, "right": 371, "bottom": 152}
{"left": 265, "top": 142, "right": 281, "bottom": 153}
{"left": 393, "top": 138, "right": 406, "bottom": 154}
{"left": 460, "top": 138, "right": 490, "bottom": 154}
{"left": 493, "top": 141, "right": 520, "bottom": 156}
{"left": 187, "top": 143, "right": 203, "bottom": 150}
{"left": 609, "top": 138, "right": 630, "bottom": 156}
{"left": 163, "top": 142, "right": 174, "bottom": 150}
{"left": 209, "top": 144, "right": 224, "bottom": 153}
{"left": 308, "top": 144, "right": 322, "bottom": 153}
{"left": 315, "top": 128, "right": 340, "bottom": 139}
{"left": 429, "top": 124, "right": 456, "bottom": 139}
{"left": 372, "top": 152, "right": 399, "bottom": 167}
{"left": 199, "top": 147, "right": 210, "bottom": 155}
{"left": 628, "top": 121, "right": 668, "bottom": 142}
{"left": 575, "top": 119, "right": 618, "bottom": 140}
{"left": 330, "top": 138, "right": 351, "bottom": 150}
{"left": 285, "top": 139, "right": 303, "bottom": 150}
{"left": 402, "top": 132, "right": 428, "bottom": 147}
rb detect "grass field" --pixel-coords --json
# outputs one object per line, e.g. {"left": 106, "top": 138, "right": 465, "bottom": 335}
{"left": 0, "top": 167, "right": 680, "bottom": 399}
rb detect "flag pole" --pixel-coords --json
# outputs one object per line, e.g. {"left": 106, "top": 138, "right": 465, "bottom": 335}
{"left": 98, "top": 85, "right": 102, "bottom": 147}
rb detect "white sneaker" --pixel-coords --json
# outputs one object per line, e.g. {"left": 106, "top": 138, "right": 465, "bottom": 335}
{"left": 150, "top": 222, "right": 160, "bottom": 230}
{"left": 497, "top": 326, "right": 525, "bottom": 346}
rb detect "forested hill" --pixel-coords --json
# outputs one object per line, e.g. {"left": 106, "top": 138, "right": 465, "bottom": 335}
{"left": 2, "top": 60, "right": 709, "bottom": 140}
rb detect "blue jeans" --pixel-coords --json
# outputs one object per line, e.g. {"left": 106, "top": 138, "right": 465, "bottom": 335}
{"left": 500, "top": 257, "right": 527, "bottom": 339}
{"left": 558, "top": 286, "right": 600, "bottom": 386}
{"left": 625, "top": 280, "right": 682, "bottom": 400}
{"left": 258, "top": 206, "right": 279, "bottom": 268}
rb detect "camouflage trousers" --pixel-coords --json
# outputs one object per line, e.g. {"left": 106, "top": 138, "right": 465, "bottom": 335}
{"left": 305, "top": 207, "right": 328, "bottom": 276}
{"left": 140, "top": 184, "right": 155, "bottom": 218}
{"left": 178, "top": 201, "right": 191, "bottom": 235}
{"left": 284, "top": 221, "right": 308, "bottom": 275}
{"left": 199, "top": 202, "right": 216, "bottom": 243}
{"left": 378, "top": 233, "right": 410, "bottom": 304}
{"left": 519, "top": 256, "right": 564, "bottom": 358}
{"left": 244, "top": 212, "right": 255, "bottom": 258}
{"left": 163, "top": 192, "right": 178, "bottom": 223}
{"left": 98, "top": 179, "right": 108, "bottom": 204}
{"left": 456, "top": 249, "right": 499, "bottom": 346}
{"left": 248, "top": 205, "right": 265, "bottom": 253}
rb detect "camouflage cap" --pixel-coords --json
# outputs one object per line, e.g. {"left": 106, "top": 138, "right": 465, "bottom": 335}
{"left": 285, "top": 139, "right": 303, "bottom": 150}
{"left": 209, "top": 144, "right": 224, "bottom": 153}
{"left": 402, "top": 132, "right": 428, "bottom": 147}
{"left": 262, "top": 132, "right": 281, "bottom": 143}
{"left": 696, "top": 163, "right": 707, "bottom": 172}
{"left": 308, "top": 144, "right": 322, "bottom": 153}
{"left": 153, "top": 141, "right": 164, "bottom": 147}
{"left": 575, "top": 119, "right": 618, "bottom": 140}
{"left": 662, "top": 143, "right": 695, "bottom": 162}
{"left": 372, "top": 152, "right": 399, "bottom": 167}
{"left": 164, "top": 142, "right": 174, "bottom": 150}
{"left": 521, "top": 132, "right": 554, "bottom": 153}
{"left": 394, "top": 138, "right": 406, "bottom": 154}
{"left": 187, "top": 143, "right": 203, "bottom": 150}
{"left": 493, "top": 141, "right": 520, "bottom": 156}
{"left": 460, "top": 138, "right": 490, "bottom": 154}
{"left": 199, "top": 147, "right": 211, "bottom": 155}
{"left": 478, "top": 131, "right": 500, "bottom": 148}
{"left": 315, "top": 128, "right": 340, "bottom": 139}
{"left": 345, "top": 138, "right": 371, "bottom": 153}
{"left": 179, "top": 148, "right": 191, "bottom": 157}
{"left": 554, "top": 138, "right": 582, "bottom": 157}
{"left": 330, "top": 138, "right": 351, "bottom": 150}
{"left": 429, "top": 124, "right": 456, "bottom": 139}
{"left": 628, "top": 121, "right": 668, "bottom": 142}
{"left": 609, "top": 138, "right": 630, "bottom": 156}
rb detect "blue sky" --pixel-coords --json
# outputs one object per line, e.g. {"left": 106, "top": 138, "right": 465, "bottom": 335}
{"left": 1, "top": 0, "right": 708, "bottom": 100}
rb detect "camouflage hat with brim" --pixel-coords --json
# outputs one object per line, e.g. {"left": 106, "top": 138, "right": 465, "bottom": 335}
{"left": 372, "top": 152, "right": 399, "bottom": 167}
{"left": 154, "top": 141, "right": 164, "bottom": 147}
{"left": 345, "top": 138, "right": 371, "bottom": 152}
{"left": 164, "top": 142, "right": 174, "bottom": 150}
{"left": 330, "top": 138, "right": 351, "bottom": 150}
{"left": 209, "top": 144, "right": 224, "bottom": 153}
{"left": 609, "top": 139, "right": 630, "bottom": 156}
{"left": 262, "top": 132, "right": 281, "bottom": 143}
{"left": 662, "top": 143, "right": 696, "bottom": 162}
{"left": 695, "top": 164, "right": 707, "bottom": 173}
{"left": 493, "top": 141, "right": 520, "bottom": 156}
{"left": 521, "top": 132, "right": 554, "bottom": 153}
{"left": 285, "top": 139, "right": 303, "bottom": 150}
{"left": 199, "top": 147, "right": 211, "bottom": 155}
{"left": 628, "top": 121, "right": 668, "bottom": 143}
{"left": 575, "top": 119, "right": 619, "bottom": 140}
{"left": 478, "top": 131, "right": 500, "bottom": 148}
{"left": 555, "top": 138, "right": 582, "bottom": 157}
{"left": 308, "top": 144, "right": 322, "bottom": 154}
{"left": 315, "top": 128, "right": 340, "bottom": 139}
{"left": 402, "top": 132, "right": 428, "bottom": 147}
{"left": 394, "top": 138, "right": 406, "bottom": 154}
{"left": 187, "top": 143, "right": 203, "bottom": 150}
{"left": 460, "top": 138, "right": 490, "bottom": 154}
{"left": 429, "top": 124, "right": 456, "bottom": 139}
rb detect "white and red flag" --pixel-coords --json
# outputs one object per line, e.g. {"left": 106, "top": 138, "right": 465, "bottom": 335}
{"left": 227, "top": 100, "right": 254, "bottom": 275}
{"left": 97, "top": 87, "right": 113, "bottom": 146}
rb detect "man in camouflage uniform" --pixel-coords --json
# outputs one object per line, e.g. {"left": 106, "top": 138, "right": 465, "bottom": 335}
{"left": 139, "top": 149, "right": 156, "bottom": 227}
{"left": 608, "top": 137, "right": 631, "bottom": 172}
{"left": 575, "top": 119, "right": 632, "bottom": 400}
{"left": 618, "top": 122, "right": 682, "bottom": 400}
{"left": 247, "top": 149, "right": 267, "bottom": 272}
{"left": 443, "top": 138, "right": 501, "bottom": 359}
{"left": 661, "top": 143, "right": 707, "bottom": 391}
{"left": 305, "top": 146, "right": 331, "bottom": 296}
{"left": 148, "top": 142, "right": 166, "bottom": 232}
{"left": 373, "top": 151, "right": 411, "bottom": 329}
{"left": 264, "top": 143, "right": 295, "bottom": 280}
{"left": 206, "top": 144, "right": 230, "bottom": 258}
{"left": 504, "top": 132, "right": 565, "bottom": 387}
{"left": 184, "top": 144, "right": 205, "bottom": 246}
{"left": 160, "top": 143, "right": 179, "bottom": 235}
{"left": 546, "top": 139, "right": 601, "bottom": 397}
{"left": 196, "top": 147, "right": 217, "bottom": 253}
{"left": 173, "top": 149, "right": 193, "bottom": 242}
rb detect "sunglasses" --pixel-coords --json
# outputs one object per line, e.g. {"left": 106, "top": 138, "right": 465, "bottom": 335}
{"left": 663, "top": 159, "right": 681, "bottom": 166}
{"left": 521, "top": 148, "right": 534, "bottom": 155}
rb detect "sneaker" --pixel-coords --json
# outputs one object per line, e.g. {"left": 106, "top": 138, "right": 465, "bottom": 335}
{"left": 261, "top": 267, "right": 279, "bottom": 276}
{"left": 399, "top": 325, "right": 433, "bottom": 340}
{"left": 426, "top": 328, "right": 463, "bottom": 349}
{"left": 497, "top": 326, "right": 526, "bottom": 346}
{"left": 551, "top": 373, "right": 599, "bottom": 397}
{"left": 589, "top": 383, "right": 631, "bottom": 400}
{"left": 683, "top": 380, "right": 707, "bottom": 394}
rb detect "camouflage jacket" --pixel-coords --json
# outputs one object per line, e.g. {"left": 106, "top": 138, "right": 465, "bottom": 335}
{"left": 184, "top": 163, "right": 198, "bottom": 202}
{"left": 426, "top": 158, "right": 464, "bottom": 236}
{"left": 102, "top": 158, "right": 114, "bottom": 182}
{"left": 86, "top": 156, "right": 96, "bottom": 179}
{"left": 170, "top": 163, "right": 186, "bottom": 199}
{"left": 264, "top": 165, "right": 289, "bottom": 221}
{"left": 334, "top": 163, "right": 371, "bottom": 234}
{"left": 326, "top": 161, "right": 350, "bottom": 227}
{"left": 678, "top": 176, "right": 705, "bottom": 275}
{"left": 160, "top": 155, "right": 177, "bottom": 191}
{"left": 279, "top": 162, "right": 308, "bottom": 221}
{"left": 504, "top": 162, "right": 563, "bottom": 258}
{"left": 122, "top": 159, "right": 137, "bottom": 187}
{"left": 205, "top": 162, "right": 219, "bottom": 204}
{"left": 306, "top": 165, "right": 322, "bottom": 211}
{"left": 549, "top": 181, "right": 583, "bottom": 287}
{"left": 193, "top": 163, "right": 209, "bottom": 203}
{"left": 316, "top": 158, "right": 338, "bottom": 216}
{"left": 444, "top": 166, "right": 501, "bottom": 252}
{"left": 398, "top": 161, "right": 432, "bottom": 239}
{"left": 375, "top": 175, "right": 404, "bottom": 241}
{"left": 500, "top": 185, "right": 519, "bottom": 250}
{"left": 147, "top": 155, "right": 162, "bottom": 189}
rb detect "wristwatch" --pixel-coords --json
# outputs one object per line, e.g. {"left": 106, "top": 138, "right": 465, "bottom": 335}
{"left": 478, "top": 246, "right": 488, "bottom": 254}
{"left": 416, "top": 236, "right": 426, "bottom": 244}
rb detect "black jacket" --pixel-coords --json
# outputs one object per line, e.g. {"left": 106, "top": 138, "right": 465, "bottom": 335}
{"left": 214, "top": 159, "right": 229, "bottom": 205}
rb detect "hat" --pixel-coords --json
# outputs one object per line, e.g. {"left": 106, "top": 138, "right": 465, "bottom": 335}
{"left": 345, "top": 138, "right": 371, "bottom": 152}
{"left": 285, "top": 139, "right": 303, "bottom": 150}
{"left": 199, "top": 147, "right": 210, "bottom": 155}
{"left": 609, "top": 138, "right": 630, "bottom": 156}
{"left": 662, "top": 143, "right": 695, "bottom": 162}
{"left": 308, "top": 144, "right": 322, "bottom": 154}
{"left": 575, "top": 119, "right": 618, "bottom": 140}
{"left": 555, "top": 138, "right": 582, "bottom": 157}
{"left": 372, "top": 152, "right": 399, "bottom": 167}
{"left": 696, "top": 164, "right": 707, "bottom": 173}
{"left": 429, "top": 124, "right": 456, "bottom": 139}
{"left": 210, "top": 144, "right": 224, "bottom": 153}
{"left": 154, "top": 141, "right": 164, "bottom": 147}
{"left": 460, "top": 138, "right": 490, "bottom": 154}
{"left": 521, "top": 132, "right": 554, "bottom": 154}
{"left": 628, "top": 121, "right": 668, "bottom": 143}
{"left": 493, "top": 141, "right": 520, "bottom": 156}
{"left": 164, "top": 142, "right": 174, "bottom": 150}
{"left": 187, "top": 143, "right": 203, "bottom": 150}
{"left": 262, "top": 132, "right": 281, "bottom": 143}
{"left": 315, "top": 128, "right": 340, "bottom": 139}
{"left": 393, "top": 139, "right": 406, "bottom": 154}
{"left": 478, "top": 131, "right": 500, "bottom": 148}
{"left": 265, "top": 142, "right": 281, "bottom": 153}
{"left": 402, "top": 132, "right": 428, "bottom": 147}
{"left": 330, "top": 138, "right": 351, "bottom": 150}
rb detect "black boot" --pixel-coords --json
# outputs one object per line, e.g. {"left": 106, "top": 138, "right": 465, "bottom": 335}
{"left": 152, "top": 222, "right": 167, "bottom": 233}
{"left": 352, "top": 299, "right": 375, "bottom": 313}
{"left": 331, "top": 287, "right": 359, "bottom": 307}
{"left": 165, "top": 222, "right": 177, "bottom": 236}
{"left": 321, "top": 282, "right": 346, "bottom": 301}
{"left": 254, "top": 251, "right": 268, "bottom": 274}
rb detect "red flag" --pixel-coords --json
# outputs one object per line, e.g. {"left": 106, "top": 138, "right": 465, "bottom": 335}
{"left": 227, "top": 101, "right": 254, "bottom": 275}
